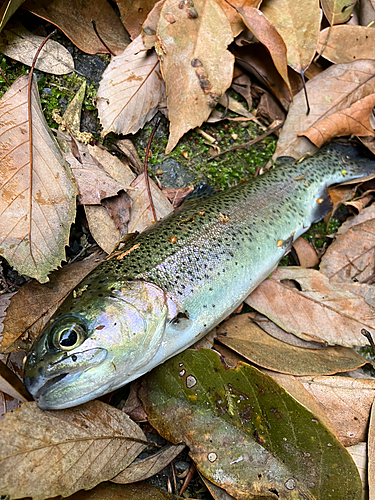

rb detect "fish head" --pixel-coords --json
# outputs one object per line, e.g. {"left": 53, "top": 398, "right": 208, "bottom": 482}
{"left": 24, "top": 280, "right": 170, "bottom": 409}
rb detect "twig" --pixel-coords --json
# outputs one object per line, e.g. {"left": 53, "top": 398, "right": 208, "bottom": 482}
{"left": 28, "top": 29, "right": 58, "bottom": 267}
{"left": 361, "top": 329, "right": 375, "bottom": 356}
{"left": 144, "top": 118, "right": 161, "bottom": 223}
{"left": 179, "top": 461, "right": 196, "bottom": 496}
{"left": 0, "top": 67, "right": 10, "bottom": 86}
{"left": 300, "top": 69, "right": 310, "bottom": 116}
{"left": 207, "top": 121, "right": 284, "bottom": 161}
{"left": 91, "top": 19, "right": 115, "bottom": 56}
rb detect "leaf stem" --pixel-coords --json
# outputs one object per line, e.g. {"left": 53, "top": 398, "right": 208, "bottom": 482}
{"left": 91, "top": 19, "right": 116, "bottom": 56}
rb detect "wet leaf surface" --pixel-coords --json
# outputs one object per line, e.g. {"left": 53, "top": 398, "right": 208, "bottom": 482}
{"left": 23, "top": 0, "right": 129, "bottom": 55}
{"left": 246, "top": 267, "right": 375, "bottom": 346}
{"left": 140, "top": 348, "right": 362, "bottom": 500}
{"left": 0, "top": 401, "right": 147, "bottom": 500}
{"left": 0, "top": 75, "right": 77, "bottom": 283}
{"left": 216, "top": 313, "right": 367, "bottom": 376}
{"left": 157, "top": 0, "right": 234, "bottom": 153}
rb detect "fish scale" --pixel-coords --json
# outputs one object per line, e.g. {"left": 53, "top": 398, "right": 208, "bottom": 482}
{"left": 24, "top": 144, "right": 375, "bottom": 409}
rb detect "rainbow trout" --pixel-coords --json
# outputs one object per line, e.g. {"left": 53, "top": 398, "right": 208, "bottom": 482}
{"left": 24, "top": 144, "right": 375, "bottom": 409}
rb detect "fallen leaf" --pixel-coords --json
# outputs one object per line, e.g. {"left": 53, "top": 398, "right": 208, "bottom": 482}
{"left": 140, "top": 348, "right": 362, "bottom": 499}
{"left": 334, "top": 282, "right": 375, "bottom": 309}
{"left": 23, "top": 0, "right": 129, "bottom": 55}
{"left": 216, "top": 313, "right": 366, "bottom": 375}
{"left": 157, "top": 0, "right": 234, "bottom": 153}
{"left": 63, "top": 481, "right": 183, "bottom": 500}
{"left": 0, "top": 0, "right": 25, "bottom": 32}
{"left": 320, "top": 209, "right": 375, "bottom": 283}
{"left": 200, "top": 475, "right": 237, "bottom": 500}
{"left": 121, "top": 380, "right": 147, "bottom": 422}
{"left": 346, "top": 443, "right": 368, "bottom": 495}
{"left": 260, "top": 369, "right": 338, "bottom": 437}
{"left": 231, "top": 73, "right": 253, "bottom": 110}
{"left": 292, "top": 237, "right": 319, "bottom": 268}
{"left": 321, "top": 0, "right": 356, "bottom": 24}
{"left": 300, "top": 93, "right": 375, "bottom": 147}
{"left": 235, "top": 7, "right": 292, "bottom": 98}
{"left": 66, "top": 146, "right": 124, "bottom": 205}
{"left": 141, "top": 0, "right": 165, "bottom": 49}
{"left": 0, "top": 360, "right": 30, "bottom": 401}
{"left": 0, "top": 75, "right": 77, "bottom": 283}
{"left": 102, "top": 191, "right": 133, "bottom": 236}
{"left": 116, "top": 0, "right": 158, "bottom": 39}
{"left": 97, "top": 35, "right": 165, "bottom": 138}
{"left": 245, "top": 267, "right": 375, "bottom": 346}
{"left": 87, "top": 145, "right": 136, "bottom": 187}
{"left": 0, "top": 401, "right": 146, "bottom": 500}
{"left": 218, "top": 93, "right": 253, "bottom": 118}
{"left": 298, "top": 375, "right": 375, "bottom": 447}
{"left": 256, "top": 91, "right": 286, "bottom": 125}
{"left": 115, "top": 139, "right": 144, "bottom": 176}
{"left": 162, "top": 186, "right": 194, "bottom": 208}
{"left": 274, "top": 60, "right": 375, "bottom": 159}
{"left": 318, "top": 26, "right": 375, "bottom": 65}
{"left": 0, "top": 293, "right": 16, "bottom": 342}
{"left": 252, "top": 312, "right": 326, "bottom": 349}
{"left": 58, "top": 80, "right": 86, "bottom": 143}
{"left": 0, "top": 253, "right": 103, "bottom": 353}
{"left": 215, "top": 0, "right": 247, "bottom": 37}
{"left": 0, "top": 23, "right": 74, "bottom": 74}
{"left": 360, "top": 0, "right": 375, "bottom": 26}
{"left": 261, "top": 0, "right": 322, "bottom": 72}
{"left": 369, "top": 401, "right": 375, "bottom": 500}
{"left": 112, "top": 443, "right": 185, "bottom": 484}
{"left": 84, "top": 205, "right": 121, "bottom": 254}
{"left": 344, "top": 192, "right": 374, "bottom": 213}
{"left": 128, "top": 173, "right": 173, "bottom": 233}
{"left": 0, "top": 391, "right": 20, "bottom": 420}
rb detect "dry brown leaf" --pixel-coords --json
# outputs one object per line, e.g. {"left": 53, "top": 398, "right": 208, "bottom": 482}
{"left": 298, "top": 375, "right": 375, "bottom": 446}
{"left": 0, "top": 0, "right": 25, "bottom": 32}
{"left": 84, "top": 205, "right": 121, "bottom": 255}
{"left": 321, "top": 0, "right": 356, "bottom": 25}
{"left": 300, "top": 93, "right": 375, "bottom": 147}
{"left": 58, "top": 80, "right": 86, "bottom": 144}
{"left": 360, "top": 0, "right": 375, "bottom": 26}
{"left": 128, "top": 173, "right": 173, "bottom": 233}
{"left": 346, "top": 443, "right": 368, "bottom": 496}
{"left": 217, "top": 93, "right": 253, "bottom": 118}
{"left": 102, "top": 191, "right": 133, "bottom": 237}
{"left": 216, "top": 313, "right": 366, "bottom": 376}
{"left": 261, "top": 0, "right": 321, "bottom": 73}
{"left": 97, "top": 35, "right": 165, "bottom": 138}
{"left": 87, "top": 145, "right": 136, "bottom": 187}
{"left": 0, "top": 391, "right": 20, "bottom": 419}
{"left": 231, "top": 73, "right": 253, "bottom": 110}
{"left": 215, "top": 0, "right": 248, "bottom": 37}
{"left": 256, "top": 91, "right": 286, "bottom": 125}
{"left": 252, "top": 312, "right": 326, "bottom": 348}
{"left": 23, "top": 0, "right": 129, "bottom": 55}
{"left": 318, "top": 26, "right": 375, "bottom": 65}
{"left": 0, "top": 400, "right": 146, "bottom": 500}
{"left": 116, "top": 0, "right": 158, "bottom": 39}
{"left": 0, "top": 360, "right": 30, "bottom": 401}
{"left": 0, "top": 293, "right": 15, "bottom": 342}
{"left": 157, "top": 0, "right": 234, "bottom": 153}
{"left": 235, "top": 7, "right": 292, "bottom": 98}
{"left": 62, "top": 481, "right": 180, "bottom": 500}
{"left": 162, "top": 186, "right": 194, "bottom": 208}
{"left": 0, "top": 75, "right": 77, "bottom": 283}
{"left": 369, "top": 401, "right": 375, "bottom": 500}
{"left": 345, "top": 193, "right": 374, "bottom": 213}
{"left": 0, "top": 23, "right": 74, "bottom": 74}
{"left": 0, "top": 253, "right": 103, "bottom": 354}
{"left": 320, "top": 210, "right": 375, "bottom": 283}
{"left": 275, "top": 60, "right": 375, "bottom": 159}
{"left": 65, "top": 147, "right": 124, "bottom": 205}
{"left": 112, "top": 443, "right": 185, "bottom": 484}
{"left": 200, "top": 475, "right": 237, "bottom": 500}
{"left": 245, "top": 267, "right": 375, "bottom": 346}
{"left": 292, "top": 237, "right": 319, "bottom": 268}
{"left": 141, "top": 0, "right": 165, "bottom": 49}
{"left": 261, "top": 369, "right": 338, "bottom": 437}
{"left": 115, "top": 139, "right": 144, "bottom": 175}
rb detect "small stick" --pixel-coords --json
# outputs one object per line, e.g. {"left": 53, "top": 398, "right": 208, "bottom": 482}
{"left": 144, "top": 118, "right": 161, "bottom": 223}
{"left": 28, "top": 29, "right": 58, "bottom": 267}
{"left": 179, "top": 461, "right": 196, "bottom": 496}
{"left": 0, "top": 67, "right": 10, "bottom": 86}
{"left": 91, "top": 19, "right": 115, "bottom": 56}
{"left": 220, "top": 92, "right": 229, "bottom": 119}
{"left": 207, "top": 121, "right": 284, "bottom": 161}
{"left": 361, "top": 329, "right": 375, "bottom": 356}
{"left": 300, "top": 69, "right": 310, "bottom": 116}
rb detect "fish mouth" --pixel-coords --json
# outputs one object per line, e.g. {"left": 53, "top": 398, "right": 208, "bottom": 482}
{"left": 26, "top": 371, "right": 81, "bottom": 399}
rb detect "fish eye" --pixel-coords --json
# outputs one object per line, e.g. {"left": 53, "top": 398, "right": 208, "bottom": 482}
{"left": 53, "top": 324, "right": 86, "bottom": 351}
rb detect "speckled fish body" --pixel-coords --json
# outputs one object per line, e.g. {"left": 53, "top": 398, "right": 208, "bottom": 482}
{"left": 24, "top": 144, "right": 375, "bottom": 409}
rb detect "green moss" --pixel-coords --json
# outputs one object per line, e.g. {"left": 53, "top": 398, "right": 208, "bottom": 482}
{"left": 0, "top": 55, "right": 29, "bottom": 97}
{"left": 302, "top": 218, "right": 341, "bottom": 248}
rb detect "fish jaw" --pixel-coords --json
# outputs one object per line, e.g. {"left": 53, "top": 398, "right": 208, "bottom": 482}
{"left": 24, "top": 281, "right": 171, "bottom": 409}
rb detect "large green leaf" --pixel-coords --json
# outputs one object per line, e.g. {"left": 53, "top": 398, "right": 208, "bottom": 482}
{"left": 140, "top": 349, "right": 361, "bottom": 500}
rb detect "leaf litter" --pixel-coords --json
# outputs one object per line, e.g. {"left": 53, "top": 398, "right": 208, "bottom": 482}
{"left": 2, "top": 0, "right": 375, "bottom": 498}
